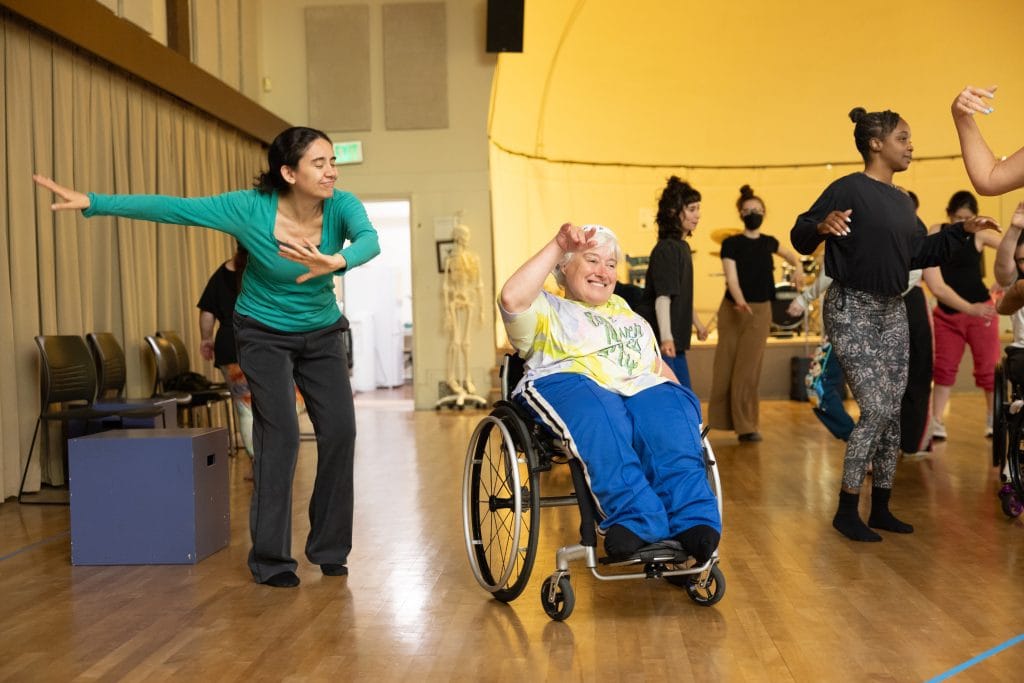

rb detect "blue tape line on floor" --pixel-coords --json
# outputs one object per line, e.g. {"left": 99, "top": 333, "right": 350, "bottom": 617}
{"left": 927, "top": 633, "right": 1024, "bottom": 682}
{"left": 0, "top": 531, "right": 69, "bottom": 563}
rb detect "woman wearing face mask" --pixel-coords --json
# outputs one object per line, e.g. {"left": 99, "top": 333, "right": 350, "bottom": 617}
{"left": 927, "top": 190, "right": 1001, "bottom": 441}
{"left": 708, "top": 185, "right": 805, "bottom": 442}
{"left": 791, "top": 107, "right": 998, "bottom": 542}
{"left": 636, "top": 176, "right": 708, "bottom": 389}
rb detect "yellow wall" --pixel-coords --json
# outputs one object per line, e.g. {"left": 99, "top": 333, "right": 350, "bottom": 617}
{"left": 490, "top": 1, "right": 1024, "bottom": 327}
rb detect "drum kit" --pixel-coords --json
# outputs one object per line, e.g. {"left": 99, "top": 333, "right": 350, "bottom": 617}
{"left": 708, "top": 228, "right": 821, "bottom": 337}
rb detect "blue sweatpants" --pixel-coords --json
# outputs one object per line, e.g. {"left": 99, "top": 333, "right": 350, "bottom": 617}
{"left": 516, "top": 373, "right": 721, "bottom": 543}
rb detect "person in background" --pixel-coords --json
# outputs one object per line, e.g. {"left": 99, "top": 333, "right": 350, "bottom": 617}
{"left": 34, "top": 125, "right": 381, "bottom": 588}
{"left": 708, "top": 185, "right": 805, "bottom": 442}
{"left": 990, "top": 203, "right": 1024, "bottom": 517}
{"left": 637, "top": 176, "right": 708, "bottom": 389}
{"left": 928, "top": 191, "right": 1001, "bottom": 440}
{"left": 791, "top": 106, "right": 998, "bottom": 542}
{"left": 198, "top": 243, "right": 307, "bottom": 475}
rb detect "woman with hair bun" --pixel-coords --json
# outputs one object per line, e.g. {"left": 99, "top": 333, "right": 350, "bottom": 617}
{"left": 708, "top": 185, "right": 805, "bottom": 442}
{"left": 791, "top": 107, "right": 998, "bottom": 542}
{"left": 637, "top": 176, "right": 708, "bottom": 388}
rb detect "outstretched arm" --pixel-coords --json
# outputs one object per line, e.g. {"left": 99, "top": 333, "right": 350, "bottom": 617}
{"left": 951, "top": 85, "right": 1024, "bottom": 195}
{"left": 499, "top": 223, "right": 595, "bottom": 314}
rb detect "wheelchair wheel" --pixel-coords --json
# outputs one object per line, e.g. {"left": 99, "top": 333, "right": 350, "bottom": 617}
{"left": 540, "top": 575, "right": 575, "bottom": 621}
{"left": 680, "top": 565, "right": 725, "bottom": 607}
{"left": 463, "top": 405, "right": 541, "bottom": 602}
{"left": 1008, "top": 413, "right": 1024, "bottom": 503}
{"left": 993, "top": 363, "right": 1007, "bottom": 468}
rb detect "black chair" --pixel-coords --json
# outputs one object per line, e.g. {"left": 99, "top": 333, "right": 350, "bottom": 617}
{"left": 19, "top": 335, "right": 169, "bottom": 504}
{"left": 144, "top": 335, "right": 234, "bottom": 444}
{"left": 156, "top": 329, "right": 236, "bottom": 445}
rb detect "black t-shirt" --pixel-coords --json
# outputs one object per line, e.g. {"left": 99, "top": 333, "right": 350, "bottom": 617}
{"left": 197, "top": 263, "right": 240, "bottom": 366}
{"left": 937, "top": 223, "right": 988, "bottom": 314}
{"left": 791, "top": 173, "right": 973, "bottom": 296}
{"left": 720, "top": 233, "right": 779, "bottom": 303}
{"left": 637, "top": 238, "right": 694, "bottom": 350}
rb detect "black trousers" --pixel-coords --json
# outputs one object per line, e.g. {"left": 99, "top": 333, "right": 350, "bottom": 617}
{"left": 234, "top": 313, "right": 355, "bottom": 582}
{"left": 900, "top": 286, "right": 933, "bottom": 453}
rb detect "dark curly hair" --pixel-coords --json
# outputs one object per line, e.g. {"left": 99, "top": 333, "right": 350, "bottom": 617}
{"left": 736, "top": 184, "right": 764, "bottom": 213}
{"left": 254, "top": 126, "right": 332, "bottom": 194}
{"left": 945, "top": 190, "right": 978, "bottom": 217}
{"left": 849, "top": 107, "right": 901, "bottom": 162}
{"left": 656, "top": 175, "right": 701, "bottom": 239}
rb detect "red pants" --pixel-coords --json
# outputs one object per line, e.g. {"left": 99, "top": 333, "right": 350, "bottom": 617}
{"left": 931, "top": 306, "right": 999, "bottom": 390}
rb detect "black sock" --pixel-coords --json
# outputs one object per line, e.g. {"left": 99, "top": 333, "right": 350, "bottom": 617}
{"left": 604, "top": 524, "right": 646, "bottom": 558}
{"left": 674, "top": 525, "right": 720, "bottom": 564}
{"left": 321, "top": 564, "right": 348, "bottom": 576}
{"left": 833, "top": 490, "right": 882, "bottom": 542}
{"left": 868, "top": 486, "right": 914, "bottom": 533}
{"left": 262, "top": 570, "right": 300, "bottom": 588}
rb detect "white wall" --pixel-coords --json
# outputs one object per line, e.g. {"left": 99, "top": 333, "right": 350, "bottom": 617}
{"left": 254, "top": 0, "right": 497, "bottom": 409}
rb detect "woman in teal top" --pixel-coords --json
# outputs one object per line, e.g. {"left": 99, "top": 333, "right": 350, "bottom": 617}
{"left": 34, "top": 126, "right": 380, "bottom": 588}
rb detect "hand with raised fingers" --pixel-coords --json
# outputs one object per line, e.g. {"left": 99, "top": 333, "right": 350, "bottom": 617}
{"left": 816, "top": 209, "right": 852, "bottom": 237}
{"left": 32, "top": 174, "right": 90, "bottom": 211}
{"left": 952, "top": 84, "right": 997, "bottom": 118}
{"left": 554, "top": 222, "right": 597, "bottom": 254}
{"left": 963, "top": 215, "right": 1000, "bottom": 234}
{"left": 277, "top": 239, "right": 346, "bottom": 283}
{"left": 1012, "top": 201, "right": 1024, "bottom": 231}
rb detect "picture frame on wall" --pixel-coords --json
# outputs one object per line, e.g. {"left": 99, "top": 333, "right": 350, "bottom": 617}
{"left": 436, "top": 239, "right": 455, "bottom": 273}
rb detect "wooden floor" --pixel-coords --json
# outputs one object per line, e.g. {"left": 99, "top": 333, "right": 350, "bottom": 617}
{"left": 2, "top": 389, "right": 1023, "bottom": 682}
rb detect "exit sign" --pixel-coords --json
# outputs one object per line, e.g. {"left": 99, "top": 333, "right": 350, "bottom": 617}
{"left": 333, "top": 141, "right": 363, "bottom": 165}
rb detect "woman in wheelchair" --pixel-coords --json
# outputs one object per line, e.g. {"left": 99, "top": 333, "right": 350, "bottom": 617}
{"left": 498, "top": 222, "right": 722, "bottom": 563}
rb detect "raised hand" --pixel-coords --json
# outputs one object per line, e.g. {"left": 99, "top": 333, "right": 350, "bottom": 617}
{"left": 963, "top": 215, "right": 1000, "bottom": 234}
{"left": 817, "top": 209, "right": 852, "bottom": 237}
{"left": 554, "top": 222, "right": 597, "bottom": 254}
{"left": 32, "top": 174, "right": 91, "bottom": 211}
{"left": 1012, "top": 201, "right": 1024, "bottom": 231}
{"left": 277, "top": 239, "right": 346, "bottom": 283}
{"left": 952, "top": 85, "right": 997, "bottom": 118}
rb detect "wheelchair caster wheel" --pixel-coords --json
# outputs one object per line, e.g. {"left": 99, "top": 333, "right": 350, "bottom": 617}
{"left": 540, "top": 575, "right": 574, "bottom": 621}
{"left": 682, "top": 565, "right": 725, "bottom": 606}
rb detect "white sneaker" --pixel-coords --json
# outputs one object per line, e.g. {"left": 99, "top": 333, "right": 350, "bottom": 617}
{"left": 932, "top": 420, "right": 948, "bottom": 440}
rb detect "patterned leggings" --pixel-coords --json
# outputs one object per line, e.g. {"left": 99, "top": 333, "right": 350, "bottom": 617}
{"left": 824, "top": 285, "right": 908, "bottom": 490}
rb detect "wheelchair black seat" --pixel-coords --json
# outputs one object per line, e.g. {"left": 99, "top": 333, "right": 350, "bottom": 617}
{"left": 1005, "top": 347, "right": 1024, "bottom": 386}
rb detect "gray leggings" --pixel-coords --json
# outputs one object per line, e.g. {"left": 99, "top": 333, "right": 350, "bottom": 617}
{"left": 824, "top": 285, "right": 908, "bottom": 490}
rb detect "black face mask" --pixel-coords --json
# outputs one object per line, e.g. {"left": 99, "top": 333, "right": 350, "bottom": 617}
{"left": 742, "top": 213, "right": 764, "bottom": 230}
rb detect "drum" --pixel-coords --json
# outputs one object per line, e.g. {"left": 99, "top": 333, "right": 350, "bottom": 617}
{"left": 771, "top": 282, "right": 803, "bottom": 335}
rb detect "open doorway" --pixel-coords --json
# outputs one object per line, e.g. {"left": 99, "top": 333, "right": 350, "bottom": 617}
{"left": 339, "top": 199, "right": 412, "bottom": 392}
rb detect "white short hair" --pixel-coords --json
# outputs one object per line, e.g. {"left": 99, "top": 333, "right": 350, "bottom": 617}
{"left": 551, "top": 224, "right": 623, "bottom": 287}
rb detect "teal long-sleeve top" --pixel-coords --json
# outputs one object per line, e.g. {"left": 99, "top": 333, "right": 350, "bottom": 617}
{"left": 84, "top": 189, "right": 380, "bottom": 332}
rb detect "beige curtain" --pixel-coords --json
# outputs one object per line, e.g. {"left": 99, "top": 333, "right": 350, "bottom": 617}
{"left": 0, "top": 13, "right": 266, "bottom": 498}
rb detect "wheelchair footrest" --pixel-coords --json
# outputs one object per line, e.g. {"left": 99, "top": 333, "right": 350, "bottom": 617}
{"left": 599, "top": 540, "right": 687, "bottom": 566}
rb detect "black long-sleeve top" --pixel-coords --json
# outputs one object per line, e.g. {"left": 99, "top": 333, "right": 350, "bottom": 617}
{"left": 791, "top": 173, "right": 973, "bottom": 296}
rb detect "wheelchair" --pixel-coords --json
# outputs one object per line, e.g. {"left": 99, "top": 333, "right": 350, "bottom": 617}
{"left": 992, "top": 347, "right": 1024, "bottom": 511}
{"left": 462, "top": 355, "right": 725, "bottom": 621}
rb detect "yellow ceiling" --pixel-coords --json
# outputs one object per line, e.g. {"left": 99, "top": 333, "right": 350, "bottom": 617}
{"left": 490, "top": 0, "right": 1024, "bottom": 168}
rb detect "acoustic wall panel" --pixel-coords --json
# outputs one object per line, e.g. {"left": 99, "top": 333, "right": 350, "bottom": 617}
{"left": 382, "top": 3, "right": 448, "bottom": 130}
{"left": 305, "top": 5, "right": 371, "bottom": 132}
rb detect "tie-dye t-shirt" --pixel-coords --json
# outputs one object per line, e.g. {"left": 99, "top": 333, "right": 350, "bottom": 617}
{"left": 501, "top": 290, "right": 667, "bottom": 397}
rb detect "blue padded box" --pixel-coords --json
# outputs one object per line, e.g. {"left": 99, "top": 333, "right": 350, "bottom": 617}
{"left": 68, "top": 427, "right": 230, "bottom": 565}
